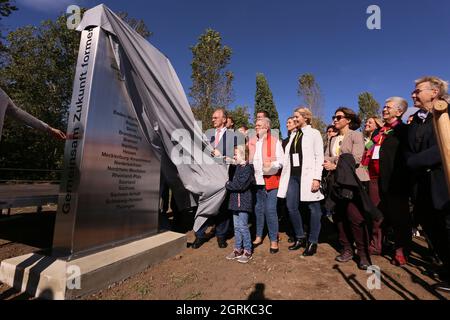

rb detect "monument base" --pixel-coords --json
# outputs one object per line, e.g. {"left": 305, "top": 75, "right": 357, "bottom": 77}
{"left": 0, "top": 231, "right": 186, "bottom": 300}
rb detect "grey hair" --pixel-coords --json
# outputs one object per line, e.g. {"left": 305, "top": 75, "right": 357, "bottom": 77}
{"left": 415, "top": 76, "right": 449, "bottom": 98}
{"left": 258, "top": 117, "right": 271, "bottom": 129}
{"left": 386, "top": 97, "right": 408, "bottom": 115}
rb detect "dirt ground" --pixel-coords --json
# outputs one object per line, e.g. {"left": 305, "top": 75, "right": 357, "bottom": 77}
{"left": 0, "top": 208, "right": 449, "bottom": 300}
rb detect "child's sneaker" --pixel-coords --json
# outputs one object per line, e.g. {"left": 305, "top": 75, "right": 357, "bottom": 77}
{"left": 237, "top": 251, "right": 252, "bottom": 264}
{"left": 226, "top": 249, "right": 243, "bottom": 260}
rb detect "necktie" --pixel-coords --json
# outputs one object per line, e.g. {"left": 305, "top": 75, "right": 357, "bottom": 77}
{"left": 215, "top": 129, "right": 220, "bottom": 147}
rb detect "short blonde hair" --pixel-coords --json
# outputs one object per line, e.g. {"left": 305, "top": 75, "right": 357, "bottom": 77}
{"left": 367, "top": 116, "right": 384, "bottom": 129}
{"left": 294, "top": 106, "right": 313, "bottom": 125}
{"left": 415, "top": 76, "right": 449, "bottom": 99}
{"left": 235, "top": 144, "right": 249, "bottom": 162}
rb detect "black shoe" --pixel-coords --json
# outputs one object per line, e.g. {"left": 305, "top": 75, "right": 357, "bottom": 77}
{"left": 302, "top": 242, "right": 317, "bottom": 256}
{"left": 252, "top": 239, "right": 263, "bottom": 247}
{"left": 358, "top": 256, "right": 370, "bottom": 270}
{"left": 430, "top": 254, "right": 444, "bottom": 267}
{"left": 358, "top": 262, "right": 370, "bottom": 270}
{"left": 288, "top": 237, "right": 295, "bottom": 243}
{"left": 288, "top": 238, "right": 306, "bottom": 251}
{"left": 191, "top": 237, "right": 206, "bottom": 249}
{"left": 421, "top": 268, "right": 440, "bottom": 278}
{"left": 432, "top": 281, "right": 450, "bottom": 293}
{"left": 217, "top": 238, "right": 228, "bottom": 249}
{"left": 270, "top": 247, "right": 279, "bottom": 254}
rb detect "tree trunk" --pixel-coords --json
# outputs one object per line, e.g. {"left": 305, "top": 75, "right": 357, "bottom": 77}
{"left": 433, "top": 100, "right": 450, "bottom": 197}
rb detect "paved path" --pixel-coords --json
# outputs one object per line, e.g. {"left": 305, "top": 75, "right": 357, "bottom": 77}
{"left": 0, "top": 184, "right": 59, "bottom": 210}
{"left": 0, "top": 184, "right": 59, "bottom": 198}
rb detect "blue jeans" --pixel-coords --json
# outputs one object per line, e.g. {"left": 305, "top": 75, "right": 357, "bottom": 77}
{"left": 255, "top": 186, "right": 279, "bottom": 242}
{"left": 232, "top": 211, "right": 252, "bottom": 252}
{"left": 286, "top": 176, "right": 322, "bottom": 244}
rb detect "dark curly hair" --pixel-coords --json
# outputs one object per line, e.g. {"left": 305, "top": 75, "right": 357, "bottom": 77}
{"left": 335, "top": 107, "right": 361, "bottom": 130}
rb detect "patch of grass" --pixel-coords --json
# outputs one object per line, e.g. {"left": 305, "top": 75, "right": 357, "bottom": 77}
{"left": 170, "top": 273, "right": 198, "bottom": 289}
{"left": 185, "top": 291, "right": 202, "bottom": 300}
{"left": 133, "top": 283, "right": 152, "bottom": 297}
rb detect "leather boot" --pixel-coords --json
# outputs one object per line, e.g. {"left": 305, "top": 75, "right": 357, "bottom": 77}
{"left": 191, "top": 237, "right": 207, "bottom": 249}
{"left": 302, "top": 242, "right": 317, "bottom": 256}
{"left": 288, "top": 238, "right": 306, "bottom": 251}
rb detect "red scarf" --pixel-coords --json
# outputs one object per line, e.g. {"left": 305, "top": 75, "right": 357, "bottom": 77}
{"left": 248, "top": 130, "right": 281, "bottom": 190}
{"left": 362, "top": 119, "right": 400, "bottom": 178}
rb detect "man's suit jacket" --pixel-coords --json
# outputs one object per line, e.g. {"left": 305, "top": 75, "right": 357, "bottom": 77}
{"left": 406, "top": 111, "right": 449, "bottom": 210}
{"left": 209, "top": 129, "right": 235, "bottom": 158}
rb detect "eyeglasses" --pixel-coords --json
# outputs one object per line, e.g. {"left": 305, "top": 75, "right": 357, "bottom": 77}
{"left": 411, "top": 88, "right": 433, "bottom": 95}
{"left": 332, "top": 115, "right": 346, "bottom": 121}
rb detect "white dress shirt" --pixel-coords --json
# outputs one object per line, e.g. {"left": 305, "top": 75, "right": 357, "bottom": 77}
{"left": 253, "top": 135, "right": 284, "bottom": 185}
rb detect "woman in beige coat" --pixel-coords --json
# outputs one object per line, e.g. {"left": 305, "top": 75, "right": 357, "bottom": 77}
{"left": 323, "top": 107, "right": 372, "bottom": 270}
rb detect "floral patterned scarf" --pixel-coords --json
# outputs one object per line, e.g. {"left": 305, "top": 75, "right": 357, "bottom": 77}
{"left": 361, "top": 119, "right": 399, "bottom": 168}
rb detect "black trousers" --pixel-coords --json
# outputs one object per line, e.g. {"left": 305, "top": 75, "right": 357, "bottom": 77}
{"left": 380, "top": 191, "right": 412, "bottom": 251}
{"left": 415, "top": 182, "right": 450, "bottom": 279}
{"left": 195, "top": 200, "right": 231, "bottom": 240}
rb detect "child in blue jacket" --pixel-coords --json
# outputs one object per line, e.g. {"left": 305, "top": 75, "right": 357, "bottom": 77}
{"left": 225, "top": 145, "right": 255, "bottom": 263}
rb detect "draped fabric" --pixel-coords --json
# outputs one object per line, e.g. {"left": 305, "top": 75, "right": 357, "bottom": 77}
{"left": 77, "top": 5, "right": 227, "bottom": 231}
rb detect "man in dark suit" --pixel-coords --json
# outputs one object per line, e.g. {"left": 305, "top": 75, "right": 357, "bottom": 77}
{"left": 192, "top": 108, "right": 233, "bottom": 249}
{"left": 406, "top": 76, "right": 450, "bottom": 292}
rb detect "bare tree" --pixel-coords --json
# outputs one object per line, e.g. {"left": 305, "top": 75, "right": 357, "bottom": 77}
{"left": 297, "top": 73, "right": 324, "bottom": 118}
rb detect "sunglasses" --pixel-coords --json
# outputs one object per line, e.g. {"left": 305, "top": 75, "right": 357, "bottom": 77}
{"left": 332, "top": 115, "right": 346, "bottom": 121}
{"left": 411, "top": 88, "right": 433, "bottom": 95}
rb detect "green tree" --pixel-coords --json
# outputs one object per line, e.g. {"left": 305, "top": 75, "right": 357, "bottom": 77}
{"left": 0, "top": 0, "right": 18, "bottom": 53}
{"left": 297, "top": 73, "right": 327, "bottom": 137}
{"left": 254, "top": 73, "right": 280, "bottom": 131}
{"left": 358, "top": 92, "right": 380, "bottom": 123}
{"left": 0, "top": 11, "right": 152, "bottom": 180}
{"left": 189, "top": 28, "right": 233, "bottom": 130}
{"left": 0, "top": 15, "right": 80, "bottom": 180}
{"left": 117, "top": 12, "right": 152, "bottom": 39}
{"left": 0, "top": 0, "right": 16, "bottom": 19}
{"left": 228, "top": 105, "right": 251, "bottom": 129}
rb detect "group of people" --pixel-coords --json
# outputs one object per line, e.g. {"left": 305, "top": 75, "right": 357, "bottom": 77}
{"left": 191, "top": 76, "right": 450, "bottom": 292}
{"left": 2, "top": 74, "right": 450, "bottom": 292}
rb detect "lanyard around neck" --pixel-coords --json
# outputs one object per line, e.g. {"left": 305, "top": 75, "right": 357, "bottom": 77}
{"left": 294, "top": 130, "right": 302, "bottom": 149}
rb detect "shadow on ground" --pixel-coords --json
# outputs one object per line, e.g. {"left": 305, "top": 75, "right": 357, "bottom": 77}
{"left": 0, "top": 211, "right": 55, "bottom": 249}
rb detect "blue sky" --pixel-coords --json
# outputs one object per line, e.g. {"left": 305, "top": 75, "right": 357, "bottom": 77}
{"left": 4, "top": 0, "right": 450, "bottom": 136}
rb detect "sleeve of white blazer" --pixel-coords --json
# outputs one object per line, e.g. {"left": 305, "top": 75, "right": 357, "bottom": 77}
{"left": 313, "top": 129, "right": 324, "bottom": 180}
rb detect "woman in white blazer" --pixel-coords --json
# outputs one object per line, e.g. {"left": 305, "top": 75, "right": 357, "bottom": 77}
{"left": 278, "top": 107, "right": 324, "bottom": 256}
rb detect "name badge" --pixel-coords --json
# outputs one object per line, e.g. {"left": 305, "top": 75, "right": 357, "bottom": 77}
{"left": 292, "top": 153, "right": 300, "bottom": 167}
{"left": 372, "top": 146, "right": 381, "bottom": 160}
